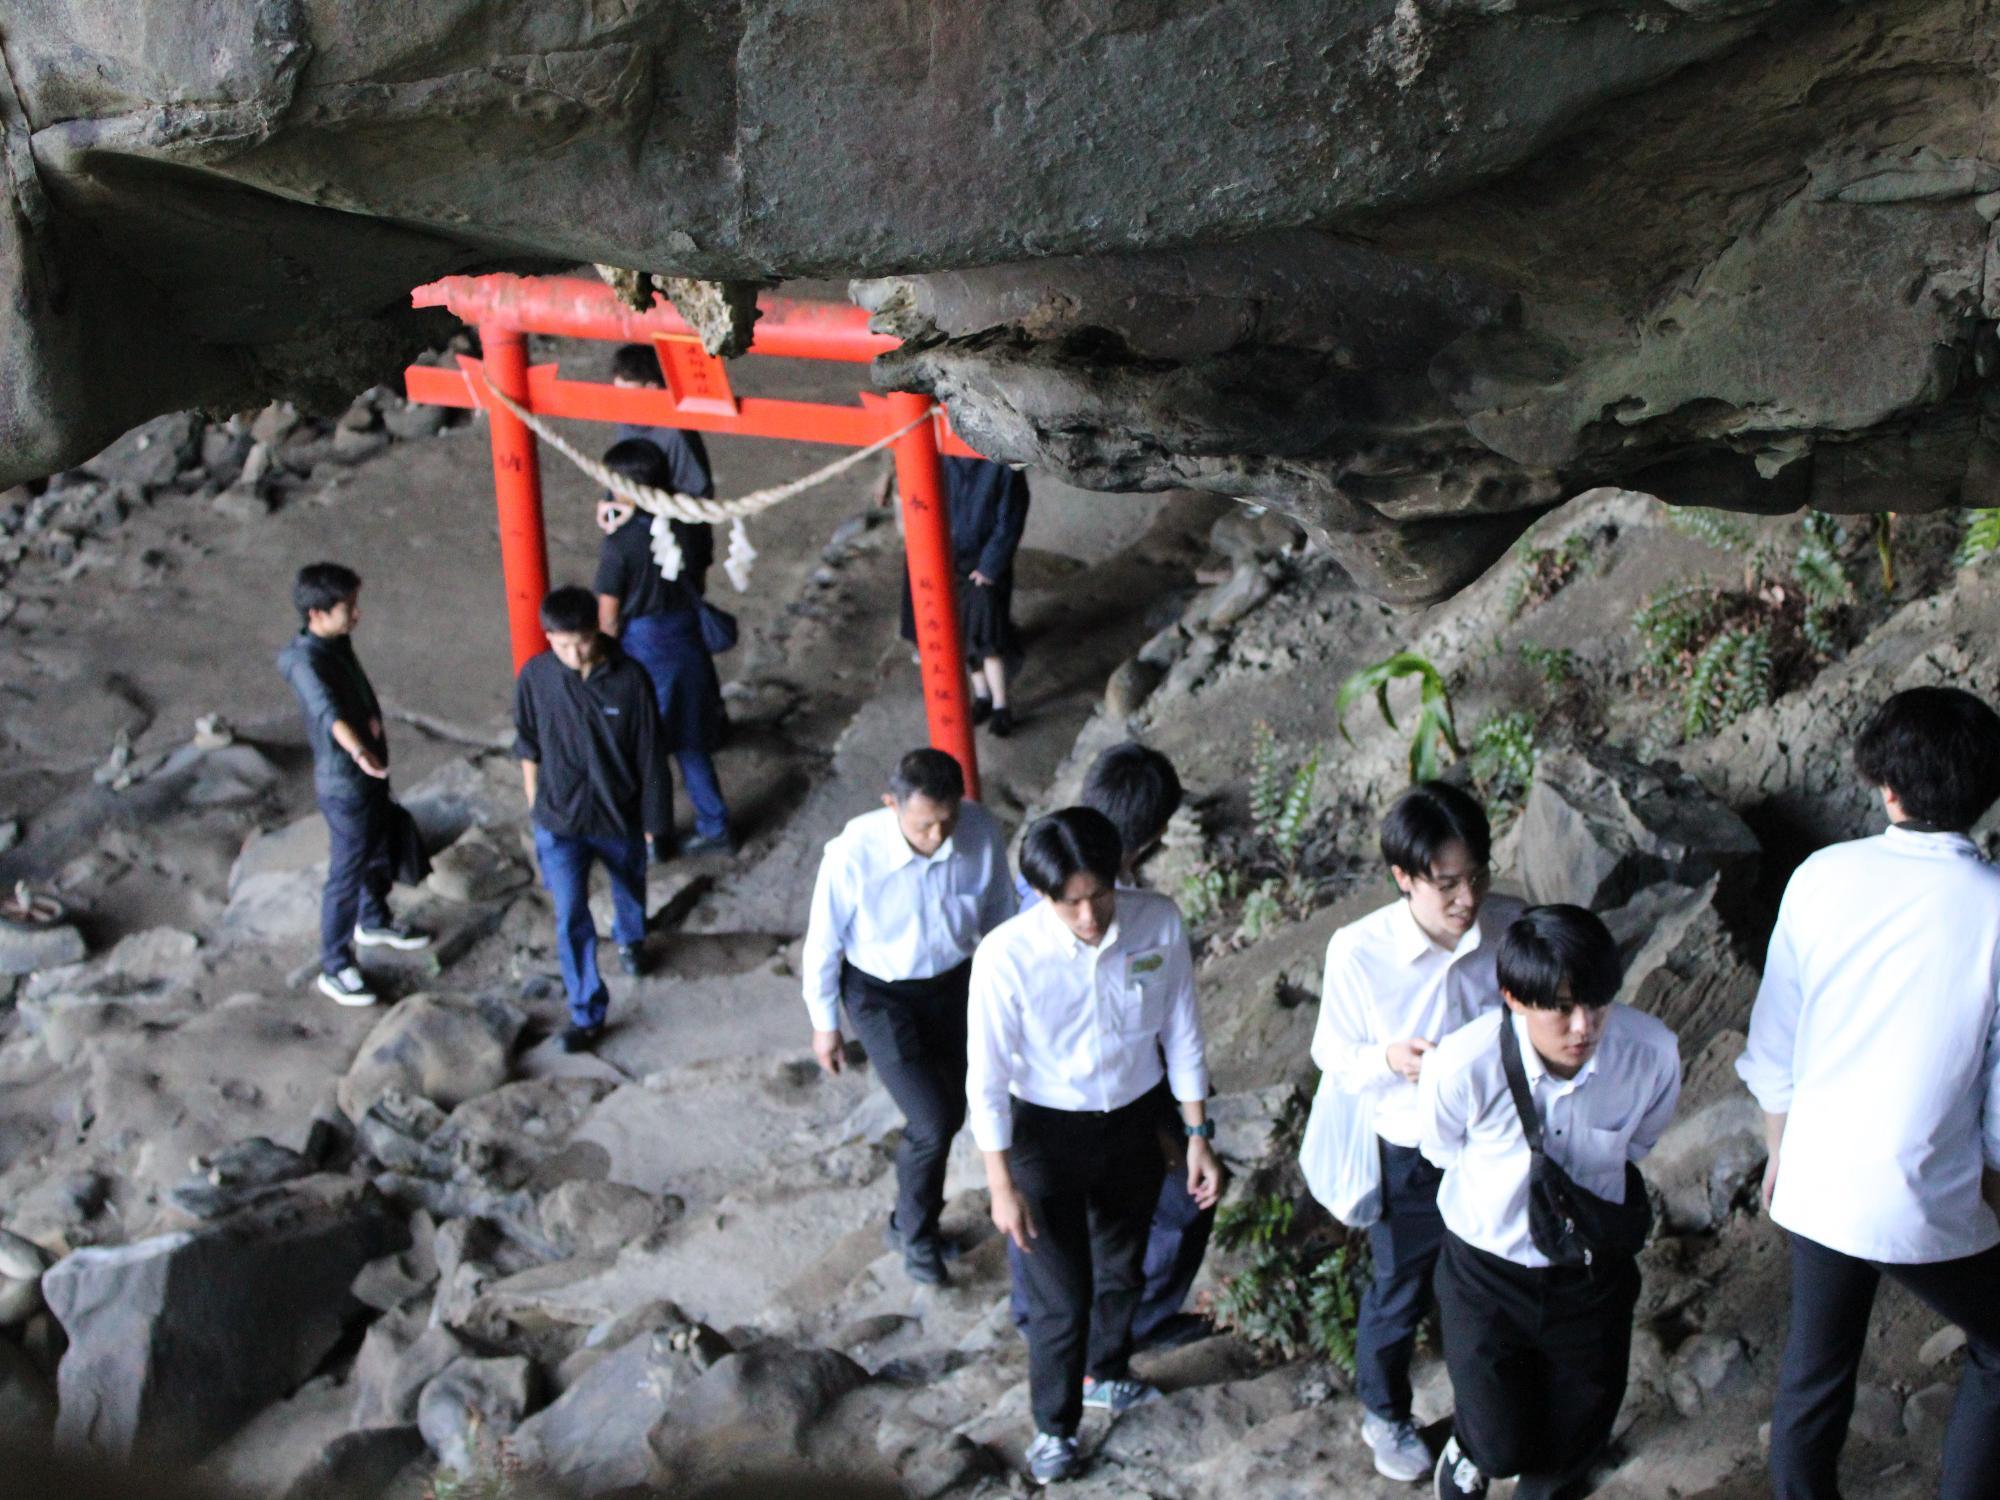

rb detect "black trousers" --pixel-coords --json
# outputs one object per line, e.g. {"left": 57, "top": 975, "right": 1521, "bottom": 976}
{"left": 1770, "top": 1232, "right": 2000, "bottom": 1500}
{"left": 1009, "top": 1091, "right": 1166, "bottom": 1436}
{"left": 1356, "top": 1139, "right": 1447, "bottom": 1422}
{"left": 841, "top": 960, "right": 970, "bottom": 1250}
{"left": 1436, "top": 1230, "right": 1639, "bottom": 1498}
{"left": 319, "top": 784, "right": 394, "bottom": 976}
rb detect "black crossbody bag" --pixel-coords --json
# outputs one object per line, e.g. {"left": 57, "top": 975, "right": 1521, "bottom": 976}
{"left": 1498, "top": 1018, "right": 1652, "bottom": 1268}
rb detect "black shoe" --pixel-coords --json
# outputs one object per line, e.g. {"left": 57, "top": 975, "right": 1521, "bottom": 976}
{"left": 990, "top": 707, "right": 1015, "bottom": 738}
{"left": 904, "top": 1237, "right": 948, "bottom": 1286}
{"left": 649, "top": 839, "right": 675, "bottom": 865}
{"left": 561, "top": 1024, "right": 604, "bottom": 1054}
{"left": 680, "top": 831, "right": 737, "bottom": 857}
{"left": 971, "top": 696, "right": 993, "bottom": 726}
{"left": 617, "top": 942, "right": 647, "bottom": 977}
{"left": 1134, "top": 1311, "right": 1213, "bottom": 1352}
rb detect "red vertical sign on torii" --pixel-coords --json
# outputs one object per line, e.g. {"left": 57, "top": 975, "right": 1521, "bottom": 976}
{"left": 402, "top": 273, "right": 982, "bottom": 798}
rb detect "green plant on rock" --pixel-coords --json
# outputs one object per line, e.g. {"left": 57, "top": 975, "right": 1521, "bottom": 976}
{"left": 1957, "top": 508, "right": 2000, "bottom": 566}
{"left": 1517, "top": 641, "right": 1579, "bottom": 688}
{"left": 1249, "top": 721, "right": 1322, "bottom": 879}
{"left": 1633, "top": 581, "right": 1726, "bottom": 675}
{"left": 1335, "top": 651, "right": 1463, "bottom": 782}
{"left": 1792, "top": 511, "right": 1852, "bottom": 655}
{"left": 1237, "top": 880, "right": 1284, "bottom": 942}
{"left": 1469, "top": 711, "right": 1538, "bottom": 809}
{"left": 1504, "top": 532, "right": 1593, "bottom": 618}
{"left": 1211, "top": 1193, "right": 1368, "bottom": 1370}
{"left": 1180, "top": 866, "right": 1243, "bottom": 927}
{"left": 1669, "top": 506, "right": 1757, "bottom": 555}
{"left": 427, "top": 1439, "right": 528, "bottom": 1500}
{"left": 1683, "top": 625, "right": 1775, "bottom": 738}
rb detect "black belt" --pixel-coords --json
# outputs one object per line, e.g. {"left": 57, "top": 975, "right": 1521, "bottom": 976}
{"left": 840, "top": 957, "right": 972, "bottom": 1005}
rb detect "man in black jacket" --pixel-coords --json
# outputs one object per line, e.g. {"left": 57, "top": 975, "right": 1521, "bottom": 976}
{"left": 277, "top": 562, "right": 430, "bottom": 1007}
{"left": 515, "top": 586, "right": 671, "bottom": 1052}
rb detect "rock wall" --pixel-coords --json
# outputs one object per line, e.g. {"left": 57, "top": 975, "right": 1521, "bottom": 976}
{"left": 2, "top": 2, "right": 1998, "bottom": 601}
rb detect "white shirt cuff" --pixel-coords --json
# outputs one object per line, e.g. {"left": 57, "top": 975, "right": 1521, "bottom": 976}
{"left": 804, "top": 992, "right": 841, "bottom": 1032}
{"left": 1167, "top": 1063, "right": 1210, "bottom": 1106}
{"left": 971, "top": 1107, "right": 1013, "bottom": 1152}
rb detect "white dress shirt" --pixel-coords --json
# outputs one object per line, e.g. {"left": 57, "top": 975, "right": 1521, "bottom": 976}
{"left": 1312, "top": 895, "right": 1523, "bottom": 1148}
{"left": 966, "top": 889, "right": 1209, "bottom": 1152}
{"left": 799, "top": 801, "right": 1014, "bottom": 1032}
{"left": 1737, "top": 826, "right": 2000, "bottom": 1263}
{"left": 1421, "top": 1006, "right": 1682, "bottom": 1268}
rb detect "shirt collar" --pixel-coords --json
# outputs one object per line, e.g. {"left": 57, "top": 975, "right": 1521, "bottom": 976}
{"left": 1393, "top": 898, "right": 1485, "bottom": 964}
{"left": 1883, "top": 824, "right": 1983, "bottom": 859}
{"left": 1511, "top": 1010, "right": 1602, "bottom": 1092}
{"left": 872, "top": 809, "right": 956, "bottom": 870}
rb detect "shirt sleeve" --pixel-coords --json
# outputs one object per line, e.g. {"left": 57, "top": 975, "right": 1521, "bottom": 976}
{"left": 1157, "top": 911, "right": 1209, "bottom": 1105}
{"left": 1983, "top": 984, "right": 2000, "bottom": 1172}
{"left": 1737, "top": 880, "right": 1806, "bottom": 1113}
{"left": 1418, "top": 1040, "right": 1472, "bottom": 1171}
{"left": 800, "top": 842, "right": 852, "bottom": 1032}
{"left": 966, "top": 938, "right": 1023, "bottom": 1151}
{"left": 975, "top": 469, "right": 1030, "bottom": 581}
{"left": 511, "top": 668, "right": 540, "bottom": 764}
{"left": 665, "top": 431, "right": 715, "bottom": 499}
{"left": 1311, "top": 939, "right": 1398, "bottom": 1095}
{"left": 1626, "top": 1037, "right": 1684, "bottom": 1162}
{"left": 279, "top": 648, "right": 341, "bottom": 749}
{"left": 593, "top": 535, "right": 627, "bottom": 603}
{"left": 975, "top": 818, "right": 1017, "bottom": 936}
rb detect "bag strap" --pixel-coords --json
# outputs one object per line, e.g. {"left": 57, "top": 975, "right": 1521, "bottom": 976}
{"left": 1497, "top": 1015, "right": 1547, "bottom": 1156}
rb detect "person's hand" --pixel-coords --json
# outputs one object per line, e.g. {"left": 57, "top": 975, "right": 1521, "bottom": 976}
{"left": 1186, "top": 1137, "right": 1224, "bottom": 1210}
{"left": 990, "top": 1178, "right": 1038, "bottom": 1252}
{"left": 811, "top": 1028, "right": 846, "bottom": 1076}
{"left": 1386, "top": 1037, "right": 1435, "bottom": 1083}
{"left": 969, "top": 569, "right": 995, "bottom": 587}
{"left": 350, "top": 746, "right": 389, "bottom": 779}
{"left": 597, "top": 500, "right": 634, "bottom": 534}
{"left": 1761, "top": 1151, "right": 1780, "bottom": 1213}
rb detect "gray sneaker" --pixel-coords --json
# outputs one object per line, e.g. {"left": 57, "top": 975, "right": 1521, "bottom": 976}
{"left": 354, "top": 921, "right": 430, "bottom": 951}
{"left": 1362, "top": 1412, "right": 1431, "bottom": 1481}
{"left": 1025, "top": 1431, "right": 1080, "bottom": 1485}
{"left": 317, "top": 966, "right": 377, "bottom": 1007}
{"left": 1434, "top": 1437, "right": 1489, "bottom": 1500}
{"left": 1080, "top": 1377, "right": 1160, "bottom": 1414}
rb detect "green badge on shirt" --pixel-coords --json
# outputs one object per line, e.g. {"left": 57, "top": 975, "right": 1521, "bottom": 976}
{"left": 1130, "top": 951, "right": 1165, "bottom": 977}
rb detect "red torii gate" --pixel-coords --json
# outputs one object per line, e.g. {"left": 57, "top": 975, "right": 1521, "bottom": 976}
{"left": 402, "top": 273, "right": 982, "bottom": 796}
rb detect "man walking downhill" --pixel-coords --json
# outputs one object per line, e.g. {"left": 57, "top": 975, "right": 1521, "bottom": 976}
{"left": 514, "top": 586, "right": 669, "bottom": 1053}
{"left": 800, "top": 748, "right": 1015, "bottom": 1284}
{"left": 1739, "top": 686, "right": 2000, "bottom": 1500}
{"left": 1313, "top": 782, "right": 1520, "bottom": 1482}
{"left": 277, "top": 562, "right": 430, "bottom": 1008}
{"left": 969, "top": 808, "right": 1223, "bottom": 1485}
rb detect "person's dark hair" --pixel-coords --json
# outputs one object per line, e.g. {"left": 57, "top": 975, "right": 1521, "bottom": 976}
{"left": 611, "top": 343, "right": 666, "bottom": 386}
{"left": 889, "top": 748, "right": 964, "bottom": 805}
{"left": 1497, "top": 904, "right": 1624, "bottom": 1010}
{"left": 293, "top": 562, "right": 361, "bottom": 623}
{"left": 1080, "top": 742, "right": 1183, "bottom": 859}
{"left": 1379, "top": 780, "right": 1492, "bottom": 877}
{"left": 1019, "top": 807, "right": 1124, "bottom": 898}
{"left": 539, "top": 585, "right": 599, "bottom": 637}
{"left": 603, "top": 438, "right": 670, "bottom": 491}
{"left": 1853, "top": 686, "right": 2000, "bottom": 831}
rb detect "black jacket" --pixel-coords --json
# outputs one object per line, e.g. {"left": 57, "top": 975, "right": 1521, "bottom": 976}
{"left": 277, "top": 631, "right": 387, "bottom": 801}
{"left": 512, "top": 645, "right": 668, "bottom": 841}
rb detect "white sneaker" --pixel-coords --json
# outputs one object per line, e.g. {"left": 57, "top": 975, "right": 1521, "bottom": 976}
{"left": 1025, "top": 1430, "right": 1080, "bottom": 1484}
{"left": 317, "top": 966, "right": 378, "bottom": 1007}
{"left": 1433, "top": 1436, "right": 1490, "bottom": 1500}
{"left": 1080, "top": 1377, "right": 1161, "bottom": 1413}
{"left": 1362, "top": 1411, "right": 1432, "bottom": 1481}
{"left": 354, "top": 921, "right": 430, "bottom": 951}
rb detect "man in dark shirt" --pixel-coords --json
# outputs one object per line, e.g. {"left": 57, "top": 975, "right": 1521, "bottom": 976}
{"left": 514, "top": 586, "right": 670, "bottom": 1051}
{"left": 594, "top": 440, "right": 734, "bottom": 858}
{"left": 607, "top": 342, "right": 716, "bottom": 596}
{"left": 276, "top": 562, "right": 430, "bottom": 1008}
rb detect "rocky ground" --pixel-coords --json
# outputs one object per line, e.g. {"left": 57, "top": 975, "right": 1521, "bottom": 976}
{"left": 0, "top": 335, "right": 1993, "bottom": 1500}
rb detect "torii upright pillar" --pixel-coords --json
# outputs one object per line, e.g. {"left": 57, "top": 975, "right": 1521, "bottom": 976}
{"left": 478, "top": 324, "right": 552, "bottom": 670}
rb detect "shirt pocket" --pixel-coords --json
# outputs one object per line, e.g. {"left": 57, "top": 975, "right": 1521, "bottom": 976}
{"left": 1570, "top": 1124, "right": 1634, "bottom": 1201}
{"left": 1110, "top": 975, "right": 1166, "bottom": 1036}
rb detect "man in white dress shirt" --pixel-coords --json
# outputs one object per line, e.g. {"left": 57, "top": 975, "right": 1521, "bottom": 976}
{"left": 1737, "top": 687, "right": 2000, "bottom": 1500}
{"left": 802, "top": 748, "right": 1015, "bottom": 1285}
{"left": 968, "top": 807, "right": 1223, "bottom": 1485}
{"left": 1422, "top": 905, "right": 1681, "bottom": 1500}
{"left": 1313, "top": 782, "right": 1521, "bottom": 1482}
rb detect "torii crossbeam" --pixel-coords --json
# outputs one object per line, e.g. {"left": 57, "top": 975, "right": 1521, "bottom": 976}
{"left": 402, "top": 273, "right": 982, "bottom": 796}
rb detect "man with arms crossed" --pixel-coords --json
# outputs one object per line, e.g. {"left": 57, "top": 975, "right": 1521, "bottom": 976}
{"left": 1313, "top": 781, "right": 1521, "bottom": 1481}
{"left": 801, "top": 747, "right": 1014, "bottom": 1286}
{"left": 1738, "top": 686, "right": 2000, "bottom": 1500}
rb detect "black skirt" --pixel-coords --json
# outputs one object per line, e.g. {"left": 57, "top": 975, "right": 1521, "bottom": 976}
{"left": 899, "top": 568, "right": 1020, "bottom": 665}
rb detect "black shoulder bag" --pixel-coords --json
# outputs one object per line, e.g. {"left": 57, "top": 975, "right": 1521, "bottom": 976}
{"left": 1497, "top": 1017, "right": 1652, "bottom": 1268}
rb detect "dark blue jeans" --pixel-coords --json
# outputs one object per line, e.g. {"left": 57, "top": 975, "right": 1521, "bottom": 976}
{"left": 1008, "top": 1155, "right": 1217, "bottom": 1343}
{"left": 320, "top": 785, "right": 394, "bottom": 976}
{"left": 1355, "top": 1138, "right": 1447, "bottom": 1423}
{"left": 622, "top": 611, "right": 729, "bottom": 842}
{"left": 532, "top": 825, "right": 646, "bottom": 1029}
{"left": 674, "top": 749, "right": 730, "bottom": 842}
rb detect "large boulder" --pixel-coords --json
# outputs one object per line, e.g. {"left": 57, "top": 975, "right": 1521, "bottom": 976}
{"left": 41, "top": 1175, "right": 407, "bottom": 1463}
{"left": 510, "top": 1323, "right": 708, "bottom": 1494}
{"left": 416, "top": 1355, "right": 538, "bottom": 1472}
{"left": 1516, "top": 746, "right": 1760, "bottom": 914}
{"left": 337, "top": 993, "right": 527, "bottom": 1121}
{"left": 349, "top": 1300, "right": 468, "bottom": 1429}
{"left": 197, "top": 1374, "right": 425, "bottom": 1500}
{"left": 1640, "top": 1094, "right": 1768, "bottom": 1235}
{"left": 1601, "top": 877, "right": 1764, "bottom": 1055}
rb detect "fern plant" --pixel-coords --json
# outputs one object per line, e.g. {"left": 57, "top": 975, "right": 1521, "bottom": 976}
{"left": 1793, "top": 511, "right": 1852, "bottom": 655}
{"left": 1669, "top": 507, "right": 1756, "bottom": 554}
{"left": 1469, "top": 711, "right": 1538, "bottom": 808}
{"left": 1210, "top": 1194, "right": 1368, "bottom": 1370}
{"left": 1335, "top": 651, "right": 1463, "bottom": 782}
{"left": 1504, "top": 532, "right": 1592, "bottom": 618}
{"left": 1633, "top": 582, "right": 1725, "bottom": 675}
{"left": 1517, "top": 641, "right": 1578, "bottom": 688}
{"left": 1683, "top": 625, "right": 1774, "bottom": 737}
{"left": 1180, "top": 867, "right": 1243, "bottom": 927}
{"left": 1249, "top": 721, "right": 1321, "bottom": 873}
{"left": 1957, "top": 508, "right": 2000, "bottom": 565}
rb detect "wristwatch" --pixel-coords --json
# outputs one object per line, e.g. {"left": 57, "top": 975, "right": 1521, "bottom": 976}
{"left": 1184, "top": 1121, "right": 1215, "bottom": 1140}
